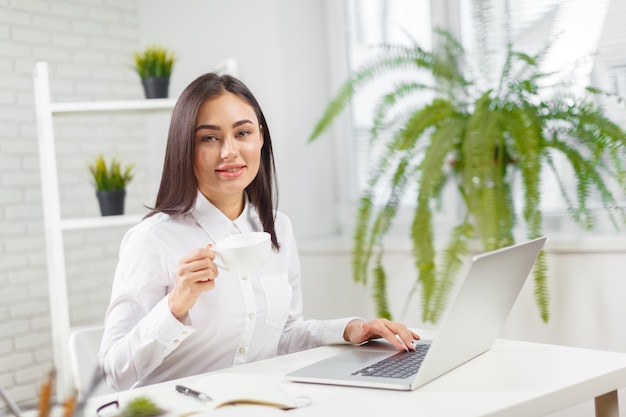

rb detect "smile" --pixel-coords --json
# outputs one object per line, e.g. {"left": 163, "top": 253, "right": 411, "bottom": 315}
{"left": 216, "top": 165, "right": 246, "bottom": 177}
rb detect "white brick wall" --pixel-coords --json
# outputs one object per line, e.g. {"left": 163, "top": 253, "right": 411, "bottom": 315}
{"left": 0, "top": 0, "right": 152, "bottom": 407}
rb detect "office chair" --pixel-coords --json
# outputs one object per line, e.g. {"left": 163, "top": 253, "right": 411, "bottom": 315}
{"left": 67, "top": 326, "right": 114, "bottom": 401}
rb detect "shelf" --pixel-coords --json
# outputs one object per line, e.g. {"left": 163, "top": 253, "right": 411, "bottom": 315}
{"left": 51, "top": 98, "right": 177, "bottom": 114}
{"left": 61, "top": 214, "right": 143, "bottom": 231}
{"left": 33, "top": 61, "right": 177, "bottom": 401}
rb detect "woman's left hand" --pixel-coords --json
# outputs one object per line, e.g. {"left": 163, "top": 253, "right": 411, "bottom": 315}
{"left": 343, "top": 318, "right": 420, "bottom": 351}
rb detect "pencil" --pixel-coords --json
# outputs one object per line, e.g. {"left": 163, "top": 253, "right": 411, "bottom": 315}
{"left": 63, "top": 390, "right": 77, "bottom": 417}
{"left": 37, "top": 368, "right": 55, "bottom": 417}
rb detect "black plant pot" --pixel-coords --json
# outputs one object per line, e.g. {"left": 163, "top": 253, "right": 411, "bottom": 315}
{"left": 141, "top": 77, "right": 170, "bottom": 99}
{"left": 96, "top": 190, "right": 126, "bottom": 216}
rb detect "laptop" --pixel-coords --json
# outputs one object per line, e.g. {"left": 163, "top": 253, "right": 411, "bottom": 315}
{"left": 286, "top": 236, "right": 546, "bottom": 390}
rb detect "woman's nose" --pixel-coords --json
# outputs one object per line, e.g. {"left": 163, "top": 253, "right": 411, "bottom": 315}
{"left": 220, "top": 136, "right": 238, "bottom": 159}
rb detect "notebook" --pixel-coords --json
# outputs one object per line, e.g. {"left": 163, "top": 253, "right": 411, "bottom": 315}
{"left": 286, "top": 236, "right": 546, "bottom": 390}
{"left": 115, "top": 373, "right": 300, "bottom": 416}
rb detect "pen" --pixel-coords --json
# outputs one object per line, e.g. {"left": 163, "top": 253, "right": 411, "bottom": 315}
{"left": 175, "top": 384, "right": 212, "bottom": 401}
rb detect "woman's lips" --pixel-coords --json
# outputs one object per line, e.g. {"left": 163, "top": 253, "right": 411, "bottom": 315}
{"left": 216, "top": 165, "right": 246, "bottom": 178}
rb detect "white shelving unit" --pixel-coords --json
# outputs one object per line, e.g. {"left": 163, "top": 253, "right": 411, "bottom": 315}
{"left": 32, "top": 62, "right": 176, "bottom": 400}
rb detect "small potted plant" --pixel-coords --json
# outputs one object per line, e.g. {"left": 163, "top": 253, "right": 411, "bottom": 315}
{"left": 88, "top": 154, "right": 135, "bottom": 216}
{"left": 132, "top": 44, "right": 176, "bottom": 99}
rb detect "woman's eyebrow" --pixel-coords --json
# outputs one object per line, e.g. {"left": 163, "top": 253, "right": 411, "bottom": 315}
{"left": 233, "top": 119, "right": 254, "bottom": 128}
{"left": 195, "top": 124, "right": 220, "bottom": 132}
{"left": 195, "top": 119, "right": 254, "bottom": 132}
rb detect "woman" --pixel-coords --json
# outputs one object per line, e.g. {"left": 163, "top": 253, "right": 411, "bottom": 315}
{"left": 98, "top": 72, "right": 419, "bottom": 391}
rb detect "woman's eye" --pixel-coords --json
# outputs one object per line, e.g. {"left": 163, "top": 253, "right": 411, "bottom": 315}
{"left": 236, "top": 130, "right": 251, "bottom": 138}
{"left": 201, "top": 135, "right": 218, "bottom": 142}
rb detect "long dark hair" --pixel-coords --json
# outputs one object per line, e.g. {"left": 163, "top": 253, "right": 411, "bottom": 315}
{"left": 146, "top": 73, "right": 280, "bottom": 249}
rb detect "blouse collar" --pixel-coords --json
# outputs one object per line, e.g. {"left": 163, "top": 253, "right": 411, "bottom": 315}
{"left": 191, "top": 190, "right": 260, "bottom": 244}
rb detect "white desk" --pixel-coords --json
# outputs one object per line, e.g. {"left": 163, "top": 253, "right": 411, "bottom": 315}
{"left": 86, "top": 337, "right": 626, "bottom": 417}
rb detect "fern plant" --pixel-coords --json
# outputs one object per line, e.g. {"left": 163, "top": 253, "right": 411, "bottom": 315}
{"left": 309, "top": 31, "right": 626, "bottom": 323}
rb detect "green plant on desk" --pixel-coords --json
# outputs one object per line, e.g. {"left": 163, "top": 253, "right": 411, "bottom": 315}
{"left": 121, "top": 396, "right": 164, "bottom": 417}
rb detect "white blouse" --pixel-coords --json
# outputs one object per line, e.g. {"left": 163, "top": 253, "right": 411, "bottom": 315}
{"left": 99, "top": 191, "right": 354, "bottom": 391}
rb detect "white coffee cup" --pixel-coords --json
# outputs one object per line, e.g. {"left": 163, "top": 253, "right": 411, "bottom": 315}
{"left": 212, "top": 232, "right": 271, "bottom": 273}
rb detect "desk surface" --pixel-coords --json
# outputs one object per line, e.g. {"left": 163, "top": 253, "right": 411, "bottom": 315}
{"left": 87, "top": 336, "right": 626, "bottom": 417}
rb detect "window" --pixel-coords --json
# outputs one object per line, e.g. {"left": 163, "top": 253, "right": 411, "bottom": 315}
{"left": 344, "top": 0, "right": 432, "bottom": 209}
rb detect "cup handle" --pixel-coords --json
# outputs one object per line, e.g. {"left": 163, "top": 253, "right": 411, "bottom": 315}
{"left": 210, "top": 247, "right": 229, "bottom": 271}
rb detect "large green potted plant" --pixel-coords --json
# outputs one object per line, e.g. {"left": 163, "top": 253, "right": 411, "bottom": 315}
{"left": 132, "top": 44, "right": 176, "bottom": 99}
{"left": 88, "top": 154, "right": 135, "bottom": 216}
{"left": 309, "top": 31, "right": 626, "bottom": 323}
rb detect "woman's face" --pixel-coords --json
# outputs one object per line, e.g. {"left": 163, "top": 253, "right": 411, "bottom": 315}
{"left": 194, "top": 92, "right": 263, "bottom": 207}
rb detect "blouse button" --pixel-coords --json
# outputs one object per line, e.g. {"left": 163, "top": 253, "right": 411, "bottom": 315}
{"left": 228, "top": 223, "right": 240, "bottom": 235}
{"left": 241, "top": 274, "right": 248, "bottom": 280}
{"left": 173, "top": 339, "right": 180, "bottom": 344}
{"left": 248, "top": 313, "right": 255, "bottom": 320}
{"left": 238, "top": 347, "right": 246, "bottom": 354}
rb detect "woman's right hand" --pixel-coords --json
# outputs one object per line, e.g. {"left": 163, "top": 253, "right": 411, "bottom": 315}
{"left": 168, "top": 245, "right": 218, "bottom": 320}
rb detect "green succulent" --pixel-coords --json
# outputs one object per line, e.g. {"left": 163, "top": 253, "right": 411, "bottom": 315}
{"left": 132, "top": 45, "right": 176, "bottom": 79}
{"left": 309, "top": 30, "right": 626, "bottom": 323}
{"left": 88, "top": 154, "right": 134, "bottom": 191}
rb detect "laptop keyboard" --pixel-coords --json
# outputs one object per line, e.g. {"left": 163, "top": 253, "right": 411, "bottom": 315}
{"left": 351, "top": 343, "right": 430, "bottom": 379}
